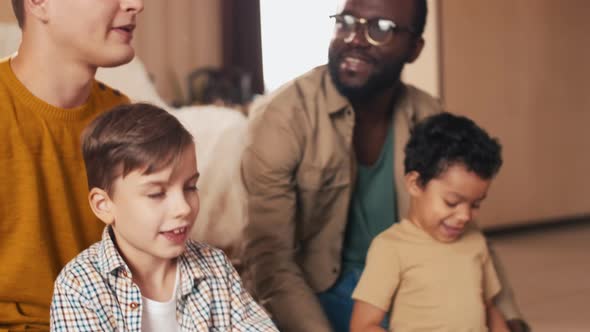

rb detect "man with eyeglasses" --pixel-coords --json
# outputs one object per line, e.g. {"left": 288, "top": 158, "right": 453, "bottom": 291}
{"left": 242, "top": 0, "right": 529, "bottom": 331}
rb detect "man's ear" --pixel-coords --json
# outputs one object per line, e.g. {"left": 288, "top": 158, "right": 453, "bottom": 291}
{"left": 406, "top": 37, "right": 425, "bottom": 64}
{"left": 24, "top": 0, "right": 50, "bottom": 24}
{"left": 88, "top": 188, "right": 115, "bottom": 225}
{"left": 404, "top": 171, "right": 424, "bottom": 197}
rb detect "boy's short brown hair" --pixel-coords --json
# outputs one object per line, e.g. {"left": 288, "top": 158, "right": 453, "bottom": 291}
{"left": 12, "top": 0, "right": 25, "bottom": 28}
{"left": 82, "top": 103, "right": 194, "bottom": 194}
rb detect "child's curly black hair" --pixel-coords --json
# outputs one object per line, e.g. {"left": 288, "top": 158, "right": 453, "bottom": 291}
{"left": 404, "top": 112, "right": 502, "bottom": 187}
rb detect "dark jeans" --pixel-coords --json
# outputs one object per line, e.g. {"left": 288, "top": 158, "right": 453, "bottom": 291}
{"left": 317, "top": 268, "right": 389, "bottom": 332}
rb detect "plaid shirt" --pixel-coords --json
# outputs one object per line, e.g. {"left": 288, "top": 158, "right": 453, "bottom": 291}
{"left": 50, "top": 227, "right": 278, "bottom": 331}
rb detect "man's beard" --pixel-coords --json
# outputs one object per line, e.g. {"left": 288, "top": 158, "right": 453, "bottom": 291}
{"left": 328, "top": 51, "right": 404, "bottom": 103}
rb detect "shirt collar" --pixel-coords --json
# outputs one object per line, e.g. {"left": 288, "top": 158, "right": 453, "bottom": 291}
{"left": 322, "top": 66, "right": 351, "bottom": 115}
{"left": 177, "top": 243, "right": 207, "bottom": 297}
{"left": 97, "top": 226, "right": 210, "bottom": 297}
{"left": 97, "top": 226, "right": 128, "bottom": 276}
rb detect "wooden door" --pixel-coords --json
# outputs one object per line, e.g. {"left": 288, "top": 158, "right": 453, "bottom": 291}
{"left": 440, "top": 1, "right": 590, "bottom": 229}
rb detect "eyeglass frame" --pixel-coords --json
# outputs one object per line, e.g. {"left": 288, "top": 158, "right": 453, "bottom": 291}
{"left": 329, "top": 13, "right": 417, "bottom": 46}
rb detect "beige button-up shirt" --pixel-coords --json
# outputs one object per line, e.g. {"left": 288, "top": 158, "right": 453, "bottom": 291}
{"left": 241, "top": 65, "right": 521, "bottom": 332}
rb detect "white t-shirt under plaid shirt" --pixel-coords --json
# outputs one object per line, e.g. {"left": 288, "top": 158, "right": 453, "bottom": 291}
{"left": 141, "top": 264, "right": 181, "bottom": 332}
{"left": 50, "top": 227, "right": 277, "bottom": 331}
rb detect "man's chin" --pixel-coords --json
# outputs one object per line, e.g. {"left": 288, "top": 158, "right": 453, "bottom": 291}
{"left": 337, "top": 74, "right": 370, "bottom": 90}
{"left": 335, "top": 84, "right": 376, "bottom": 102}
{"left": 332, "top": 75, "right": 387, "bottom": 102}
{"left": 329, "top": 63, "right": 384, "bottom": 101}
{"left": 328, "top": 56, "right": 404, "bottom": 103}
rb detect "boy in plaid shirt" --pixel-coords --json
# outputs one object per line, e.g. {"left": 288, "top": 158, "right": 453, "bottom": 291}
{"left": 50, "top": 103, "right": 277, "bottom": 331}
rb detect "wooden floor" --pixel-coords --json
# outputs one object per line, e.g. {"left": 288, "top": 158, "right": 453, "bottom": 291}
{"left": 489, "top": 220, "right": 590, "bottom": 332}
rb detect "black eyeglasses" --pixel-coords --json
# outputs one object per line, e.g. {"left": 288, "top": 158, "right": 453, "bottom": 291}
{"left": 329, "top": 14, "right": 416, "bottom": 46}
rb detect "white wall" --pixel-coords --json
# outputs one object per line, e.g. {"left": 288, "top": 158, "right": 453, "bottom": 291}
{"left": 260, "top": 0, "right": 339, "bottom": 92}
{"left": 403, "top": 0, "right": 440, "bottom": 98}
{"left": 260, "top": 0, "right": 440, "bottom": 96}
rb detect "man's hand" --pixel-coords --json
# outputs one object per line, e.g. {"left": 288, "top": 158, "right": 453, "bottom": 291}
{"left": 507, "top": 319, "right": 530, "bottom": 332}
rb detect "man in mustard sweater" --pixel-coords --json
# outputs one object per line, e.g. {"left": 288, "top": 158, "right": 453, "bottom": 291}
{"left": 0, "top": 0, "right": 144, "bottom": 330}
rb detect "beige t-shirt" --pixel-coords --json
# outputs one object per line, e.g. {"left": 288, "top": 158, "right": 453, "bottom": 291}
{"left": 353, "top": 219, "right": 501, "bottom": 332}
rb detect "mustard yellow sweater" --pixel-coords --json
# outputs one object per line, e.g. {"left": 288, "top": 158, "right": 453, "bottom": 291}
{"left": 0, "top": 58, "right": 129, "bottom": 331}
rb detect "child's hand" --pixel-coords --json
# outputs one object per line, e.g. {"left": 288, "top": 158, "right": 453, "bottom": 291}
{"left": 491, "top": 324, "right": 510, "bottom": 332}
{"left": 506, "top": 319, "right": 530, "bottom": 332}
{"left": 487, "top": 301, "right": 510, "bottom": 332}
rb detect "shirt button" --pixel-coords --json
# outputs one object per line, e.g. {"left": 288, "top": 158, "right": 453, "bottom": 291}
{"left": 129, "top": 302, "right": 139, "bottom": 309}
